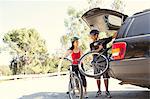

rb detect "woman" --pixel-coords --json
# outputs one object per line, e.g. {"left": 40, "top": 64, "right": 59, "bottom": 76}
{"left": 63, "top": 37, "right": 88, "bottom": 98}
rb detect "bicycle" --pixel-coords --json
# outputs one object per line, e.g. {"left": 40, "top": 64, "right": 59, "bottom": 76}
{"left": 60, "top": 58, "right": 83, "bottom": 99}
{"left": 78, "top": 39, "right": 112, "bottom": 79}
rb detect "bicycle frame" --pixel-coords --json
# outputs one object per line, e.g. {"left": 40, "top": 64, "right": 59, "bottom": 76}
{"left": 62, "top": 58, "right": 83, "bottom": 99}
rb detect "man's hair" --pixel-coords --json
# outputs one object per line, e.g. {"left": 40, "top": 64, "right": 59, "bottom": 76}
{"left": 90, "top": 29, "right": 99, "bottom": 35}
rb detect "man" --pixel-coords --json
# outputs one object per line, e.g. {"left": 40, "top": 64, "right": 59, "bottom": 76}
{"left": 89, "top": 29, "right": 117, "bottom": 98}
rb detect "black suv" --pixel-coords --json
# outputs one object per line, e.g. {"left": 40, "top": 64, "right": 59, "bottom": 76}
{"left": 82, "top": 8, "right": 150, "bottom": 88}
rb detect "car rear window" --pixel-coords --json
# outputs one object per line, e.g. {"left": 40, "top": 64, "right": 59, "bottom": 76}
{"left": 117, "top": 18, "right": 131, "bottom": 38}
{"left": 126, "top": 13, "right": 150, "bottom": 37}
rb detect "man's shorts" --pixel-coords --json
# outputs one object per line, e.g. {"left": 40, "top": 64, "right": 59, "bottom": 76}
{"left": 94, "top": 67, "right": 110, "bottom": 79}
{"left": 92, "top": 54, "right": 110, "bottom": 79}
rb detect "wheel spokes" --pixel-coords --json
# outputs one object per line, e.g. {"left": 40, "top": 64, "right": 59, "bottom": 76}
{"left": 79, "top": 51, "right": 109, "bottom": 78}
{"left": 68, "top": 76, "right": 83, "bottom": 99}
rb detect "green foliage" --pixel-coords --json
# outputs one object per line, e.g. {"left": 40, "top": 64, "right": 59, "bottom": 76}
{"left": 60, "top": 6, "right": 90, "bottom": 51}
{"left": 0, "top": 46, "right": 2, "bottom": 53}
{"left": 3, "top": 28, "right": 52, "bottom": 74}
{"left": 111, "top": 0, "right": 126, "bottom": 12}
{"left": 3, "top": 28, "right": 48, "bottom": 55}
{"left": 48, "top": 56, "right": 59, "bottom": 73}
{"left": 59, "top": 0, "right": 126, "bottom": 73}
{"left": 87, "top": 0, "right": 104, "bottom": 10}
{"left": 1, "top": 0, "right": 126, "bottom": 75}
{"left": 60, "top": 0, "right": 125, "bottom": 52}
{"left": 0, "top": 65, "right": 12, "bottom": 76}
{"left": 60, "top": 35, "right": 70, "bottom": 49}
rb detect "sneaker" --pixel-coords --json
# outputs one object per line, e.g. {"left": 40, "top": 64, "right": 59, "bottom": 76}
{"left": 95, "top": 91, "right": 101, "bottom": 97}
{"left": 84, "top": 93, "right": 88, "bottom": 98}
{"left": 66, "top": 91, "right": 69, "bottom": 94}
{"left": 76, "top": 92, "right": 80, "bottom": 97}
{"left": 105, "top": 91, "right": 112, "bottom": 98}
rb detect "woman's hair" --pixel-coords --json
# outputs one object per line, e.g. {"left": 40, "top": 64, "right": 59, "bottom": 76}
{"left": 69, "top": 37, "right": 79, "bottom": 51}
{"left": 69, "top": 41, "right": 75, "bottom": 50}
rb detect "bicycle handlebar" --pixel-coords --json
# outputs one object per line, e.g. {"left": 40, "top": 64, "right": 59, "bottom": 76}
{"left": 59, "top": 57, "right": 72, "bottom": 63}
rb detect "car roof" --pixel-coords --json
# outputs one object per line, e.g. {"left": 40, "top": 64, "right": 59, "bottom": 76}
{"left": 131, "top": 9, "right": 150, "bottom": 18}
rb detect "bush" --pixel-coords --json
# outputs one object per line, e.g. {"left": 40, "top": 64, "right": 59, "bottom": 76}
{"left": 0, "top": 65, "right": 12, "bottom": 76}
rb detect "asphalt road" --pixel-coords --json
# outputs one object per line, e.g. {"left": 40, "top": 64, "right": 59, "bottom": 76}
{"left": 0, "top": 75, "right": 149, "bottom": 99}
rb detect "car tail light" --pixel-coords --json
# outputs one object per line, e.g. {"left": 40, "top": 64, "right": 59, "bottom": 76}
{"left": 112, "top": 42, "right": 127, "bottom": 60}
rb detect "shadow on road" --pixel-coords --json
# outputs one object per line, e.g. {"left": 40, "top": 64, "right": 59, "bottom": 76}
{"left": 19, "top": 91, "right": 149, "bottom": 99}
{"left": 19, "top": 92, "right": 68, "bottom": 99}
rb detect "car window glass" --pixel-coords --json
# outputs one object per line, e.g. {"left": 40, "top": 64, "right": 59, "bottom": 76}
{"left": 108, "top": 15, "right": 122, "bottom": 26}
{"left": 127, "top": 13, "right": 150, "bottom": 37}
{"left": 117, "top": 18, "right": 131, "bottom": 38}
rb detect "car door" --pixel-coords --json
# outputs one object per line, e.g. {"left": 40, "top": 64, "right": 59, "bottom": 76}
{"left": 123, "top": 12, "right": 150, "bottom": 85}
{"left": 82, "top": 8, "right": 128, "bottom": 33}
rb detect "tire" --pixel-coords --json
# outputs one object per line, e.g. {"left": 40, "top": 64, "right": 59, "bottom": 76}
{"left": 79, "top": 51, "right": 109, "bottom": 78}
{"left": 68, "top": 73, "right": 83, "bottom": 99}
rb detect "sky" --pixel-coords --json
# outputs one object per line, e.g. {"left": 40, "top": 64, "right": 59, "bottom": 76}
{"left": 0, "top": 0, "right": 150, "bottom": 65}
{"left": 0, "top": 0, "right": 88, "bottom": 65}
{"left": 0, "top": 0, "right": 88, "bottom": 52}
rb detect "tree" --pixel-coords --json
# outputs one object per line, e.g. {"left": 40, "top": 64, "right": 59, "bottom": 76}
{"left": 59, "top": 0, "right": 126, "bottom": 73}
{"left": 0, "top": 45, "right": 2, "bottom": 53}
{"left": 0, "top": 40, "right": 8, "bottom": 53}
{"left": 3, "top": 28, "right": 49, "bottom": 74}
{"left": 60, "top": 35, "right": 70, "bottom": 49}
{"left": 60, "top": 7, "right": 90, "bottom": 51}
{"left": 87, "top": 0, "right": 104, "bottom": 10}
{"left": 87, "top": 0, "right": 125, "bottom": 12}
{"left": 111, "top": 0, "right": 126, "bottom": 12}
{"left": 60, "top": 0, "right": 126, "bottom": 51}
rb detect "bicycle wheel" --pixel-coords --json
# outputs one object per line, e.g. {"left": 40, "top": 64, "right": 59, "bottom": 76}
{"left": 68, "top": 72, "right": 83, "bottom": 99}
{"left": 79, "top": 51, "right": 109, "bottom": 78}
{"left": 58, "top": 57, "right": 72, "bottom": 77}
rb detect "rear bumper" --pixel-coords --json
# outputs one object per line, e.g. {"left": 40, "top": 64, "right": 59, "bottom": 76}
{"left": 110, "top": 57, "right": 150, "bottom": 88}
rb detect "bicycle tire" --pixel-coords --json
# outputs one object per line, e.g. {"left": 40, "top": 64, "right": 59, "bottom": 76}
{"left": 79, "top": 51, "right": 109, "bottom": 78}
{"left": 68, "top": 72, "right": 83, "bottom": 99}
